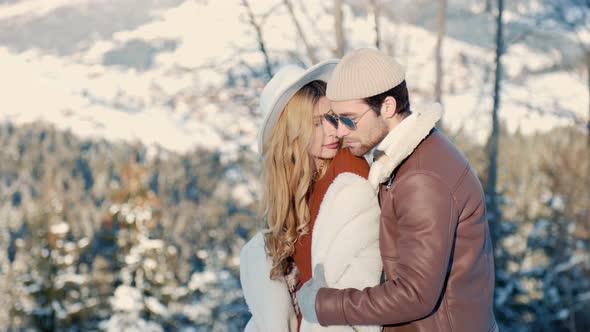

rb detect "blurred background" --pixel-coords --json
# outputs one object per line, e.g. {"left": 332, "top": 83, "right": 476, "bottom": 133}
{"left": 0, "top": 0, "right": 588, "bottom": 331}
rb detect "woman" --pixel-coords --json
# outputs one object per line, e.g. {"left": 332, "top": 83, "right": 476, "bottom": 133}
{"left": 240, "top": 60, "right": 382, "bottom": 332}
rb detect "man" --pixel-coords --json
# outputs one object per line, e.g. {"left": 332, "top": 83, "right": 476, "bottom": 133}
{"left": 297, "top": 48, "right": 498, "bottom": 332}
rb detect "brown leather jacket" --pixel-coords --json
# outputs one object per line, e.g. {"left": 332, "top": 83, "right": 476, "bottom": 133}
{"left": 316, "top": 130, "right": 498, "bottom": 332}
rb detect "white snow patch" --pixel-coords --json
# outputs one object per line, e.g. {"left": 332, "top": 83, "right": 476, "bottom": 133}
{"left": 50, "top": 222, "right": 70, "bottom": 235}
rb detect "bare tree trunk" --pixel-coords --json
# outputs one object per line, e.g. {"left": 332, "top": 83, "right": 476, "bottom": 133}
{"left": 587, "top": 53, "right": 590, "bottom": 146}
{"left": 283, "top": 0, "right": 318, "bottom": 64}
{"left": 370, "top": 0, "right": 381, "bottom": 49}
{"left": 241, "top": 0, "right": 273, "bottom": 79}
{"left": 485, "top": 0, "right": 493, "bottom": 13}
{"left": 334, "top": 0, "right": 345, "bottom": 57}
{"left": 487, "top": 0, "right": 504, "bottom": 249}
{"left": 298, "top": 1, "right": 332, "bottom": 49}
{"left": 564, "top": 276, "right": 579, "bottom": 332}
{"left": 435, "top": 0, "right": 446, "bottom": 128}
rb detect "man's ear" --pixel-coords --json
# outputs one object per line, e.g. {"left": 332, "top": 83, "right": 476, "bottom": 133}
{"left": 380, "top": 96, "right": 397, "bottom": 119}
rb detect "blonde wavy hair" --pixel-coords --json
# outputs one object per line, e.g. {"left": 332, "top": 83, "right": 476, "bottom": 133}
{"left": 259, "top": 80, "right": 328, "bottom": 280}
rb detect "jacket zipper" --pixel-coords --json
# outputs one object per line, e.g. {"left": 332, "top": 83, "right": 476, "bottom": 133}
{"left": 385, "top": 174, "right": 395, "bottom": 191}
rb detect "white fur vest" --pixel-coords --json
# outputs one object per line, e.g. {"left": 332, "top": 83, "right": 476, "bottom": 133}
{"left": 240, "top": 172, "right": 382, "bottom": 332}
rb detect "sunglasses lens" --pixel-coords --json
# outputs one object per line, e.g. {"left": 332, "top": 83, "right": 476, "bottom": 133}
{"left": 340, "top": 116, "right": 356, "bottom": 130}
{"left": 323, "top": 114, "right": 339, "bottom": 128}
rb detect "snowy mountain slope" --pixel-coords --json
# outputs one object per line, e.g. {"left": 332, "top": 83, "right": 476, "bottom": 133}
{"left": 0, "top": 0, "right": 586, "bottom": 156}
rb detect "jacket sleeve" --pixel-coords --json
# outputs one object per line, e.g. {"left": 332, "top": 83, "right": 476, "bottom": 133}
{"left": 315, "top": 172, "right": 458, "bottom": 326}
{"left": 240, "top": 233, "right": 298, "bottom": 331}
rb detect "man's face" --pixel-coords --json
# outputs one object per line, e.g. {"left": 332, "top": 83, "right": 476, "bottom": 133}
{"left": 329, "top": 99, "right": 389, "bottom": 156}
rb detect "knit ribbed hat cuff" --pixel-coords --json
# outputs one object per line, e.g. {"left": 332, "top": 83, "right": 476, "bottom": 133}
{"left": 327, "top": 48, "right": 406, "bottom": 101}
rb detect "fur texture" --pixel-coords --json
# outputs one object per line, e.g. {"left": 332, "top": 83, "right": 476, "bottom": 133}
{"left": 368, "top": 103, "right": 442, "bottom": 189}
{"left": 241, "top": 173, "right": 382, "bottom": 332}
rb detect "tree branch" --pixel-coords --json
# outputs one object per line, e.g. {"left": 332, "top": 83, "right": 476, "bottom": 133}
{"left": 241, "top": 0, "right": 274, "bottom": 79}
{"left": 283, "top": 0, "right": 318, "bottom": 64}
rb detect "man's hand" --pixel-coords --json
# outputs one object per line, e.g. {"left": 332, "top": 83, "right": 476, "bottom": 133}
{"left": 296, "top": 264, "right": 327, "bottom": 324}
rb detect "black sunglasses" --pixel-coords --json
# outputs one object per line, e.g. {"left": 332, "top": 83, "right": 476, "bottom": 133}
{"left": 323, "top": 108, "right": 372, "bottom": 130}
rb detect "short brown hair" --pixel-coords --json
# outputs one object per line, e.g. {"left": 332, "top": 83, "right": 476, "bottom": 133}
{"left": 363, "top": 80, "right": 410, "bottom": 116}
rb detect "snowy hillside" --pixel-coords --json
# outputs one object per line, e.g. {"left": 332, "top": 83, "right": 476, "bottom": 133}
{"left": 0, "top": 0, "right": 586, "bottom": 153}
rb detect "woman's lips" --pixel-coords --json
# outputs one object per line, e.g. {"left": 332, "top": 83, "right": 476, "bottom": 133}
{"left": 323, "top": 142, "right": 340, "bottom": 149}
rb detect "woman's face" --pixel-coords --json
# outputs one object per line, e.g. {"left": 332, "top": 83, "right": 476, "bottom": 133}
{"left": 309, "top": 96, "right": 339, "bottom": 159}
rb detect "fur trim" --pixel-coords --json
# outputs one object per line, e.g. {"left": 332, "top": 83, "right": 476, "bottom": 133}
{"left": 368, "top": 103, "right": 442, "bottom": 189}
{"left": 304, "top": 173, "right": 382, "bottom": 332}
{"left": 311, "top": 172, "right": 380, "bottom": 283}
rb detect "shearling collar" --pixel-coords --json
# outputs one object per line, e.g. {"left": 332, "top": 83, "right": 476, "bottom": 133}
{"left": 368, "top": 104, "right": 442, "bottom": 190}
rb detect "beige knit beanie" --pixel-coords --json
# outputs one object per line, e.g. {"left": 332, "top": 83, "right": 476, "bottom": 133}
{"left": 327, "top": 48, "right": 406, "bottom": 101}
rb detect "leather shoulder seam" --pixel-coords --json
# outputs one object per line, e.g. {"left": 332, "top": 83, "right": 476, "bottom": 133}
{"left": 391, "top": 171, "right": 460, "bottom": 215}
{"left": 451, "top": 164, "right": 471, "bottom": 194}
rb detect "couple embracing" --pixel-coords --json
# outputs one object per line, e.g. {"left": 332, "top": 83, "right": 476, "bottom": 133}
{"left": 240, "top": 48, "right": 498, "bottom": 332}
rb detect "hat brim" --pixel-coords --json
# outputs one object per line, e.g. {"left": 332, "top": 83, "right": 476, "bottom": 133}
{"left": 258, "top": 59, "right": 339, "bottom": 155}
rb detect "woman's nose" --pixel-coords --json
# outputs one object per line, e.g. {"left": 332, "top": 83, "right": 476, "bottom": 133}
{"left": 324, "top": 121, "right": 337, "bottom": 136}
{"left": 336, "top": 121, "right": 350, "bottom": 138}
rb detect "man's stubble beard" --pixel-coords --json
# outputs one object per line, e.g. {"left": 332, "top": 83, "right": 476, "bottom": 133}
{"left": 349, "top": 119, "right": 389, "bottom": 157}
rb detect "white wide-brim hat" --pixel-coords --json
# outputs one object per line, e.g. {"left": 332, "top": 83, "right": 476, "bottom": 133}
{"left": 257, "top": 59, "right": 339, "bottom": 155}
